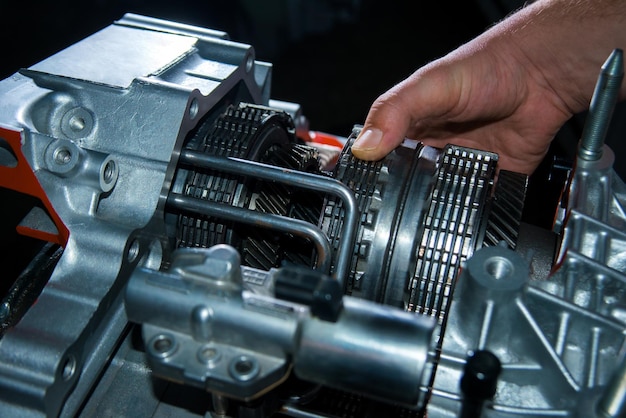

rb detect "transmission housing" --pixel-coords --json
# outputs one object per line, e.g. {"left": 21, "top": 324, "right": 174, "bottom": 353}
{"left": 0, "top": 14, "right": 625, "bottom": 418}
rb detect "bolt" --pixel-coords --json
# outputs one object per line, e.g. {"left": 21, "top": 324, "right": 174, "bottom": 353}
{"left": 578, "top": 49, "right": 624, "bottom": 161}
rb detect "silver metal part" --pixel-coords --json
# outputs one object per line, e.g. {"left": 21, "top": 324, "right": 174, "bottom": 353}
{"left": 0, "top": 13, "right": 271, "bottom": 417}
{"left": 125, "top": 245, "right": 435, "bottom": 407}
{"left": 426, "top": 242, "right": 626, "bottom": 417}
{"left": 597, "top": 355, "right": 626, "bottom": 418}
{"left": 423, "top": 49, "right": 626, "bottom": 418}
{"left": 175, "top": 149, "right": 358, "bottom": 282}
{"left": 0, "top": 14, "right": 625, "bottom": 418}
{"left": 578, "top": 49, "right": 624, "bottom": 161}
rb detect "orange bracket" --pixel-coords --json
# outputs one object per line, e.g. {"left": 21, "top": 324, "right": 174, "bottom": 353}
{"left": 0, "top": 126, "right": 69, "bottom": 246}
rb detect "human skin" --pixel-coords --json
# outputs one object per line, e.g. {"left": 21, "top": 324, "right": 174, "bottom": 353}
{"left": 350, "top": 0, "right": 626, "bottom": 175}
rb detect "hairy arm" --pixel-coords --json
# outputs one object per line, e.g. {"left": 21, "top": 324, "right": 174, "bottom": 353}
{"left": 350, "top": 0, "right": 626, "bottom": 174}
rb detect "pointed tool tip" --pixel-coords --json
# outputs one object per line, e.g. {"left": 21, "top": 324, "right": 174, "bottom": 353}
{"left": 602, "top": 48, "right": 624, "bottom": 77}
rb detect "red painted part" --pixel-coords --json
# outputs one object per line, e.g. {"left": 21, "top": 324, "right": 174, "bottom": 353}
{"left": 306, "top": 130, "right": 346, "bottom": 149}
{"left": 0, "top": 126, "right": 69, "bottom": 246}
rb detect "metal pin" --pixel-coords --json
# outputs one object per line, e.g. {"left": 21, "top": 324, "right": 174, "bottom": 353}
{"left": 596, "top": 354, "right": 626, "bottom": 417}
{"left": 578, "top": 49, "right": 624, "bottom": 161}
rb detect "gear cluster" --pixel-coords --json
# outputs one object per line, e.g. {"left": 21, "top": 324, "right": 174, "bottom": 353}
{"left": 171, "top": 103, "right": 325, "bottom": 271}
{"left": 168, "top": 102, "right": 524, "bottom": 310}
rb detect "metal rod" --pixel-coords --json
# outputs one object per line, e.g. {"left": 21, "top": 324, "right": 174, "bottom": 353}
{"left": 177, "top": 149, "right": 359, "bottom": 283}
{"left": 166, "top": 194, "right": 332, "bottom": 274}
{"left": 280, "top": 405, "right": 337, "bottom": 418}
{"left": 597, "top": 354, "right": 626, "bottom": 417}
{"left": 211, "top": 393, "right": 229, "bottom": 417}
{"left": 578, "top": 48, "right": 624, "bottom": 161}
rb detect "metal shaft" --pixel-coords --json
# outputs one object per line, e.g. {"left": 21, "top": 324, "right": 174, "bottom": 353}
{"left": 596, "top": 354, "right": 626, "bottom": 417}
{"left": 578, "top": 49, "right": 624, "bottom": 161}
{"left": 177, "top": 150, "right": 359, "bottom": 283}
{"left": 211, "top": 393, "right": 229, "bottom": 417}
{"left": 166, "top": 193, "right": 332, "bottom": 273}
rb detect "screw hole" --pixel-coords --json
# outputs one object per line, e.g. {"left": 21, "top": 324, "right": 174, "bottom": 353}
{"left": 148, "top": 334, "right": 178, "bottom": 358}
{"left": 53, "top": 147, "right": 72, "bottom": 165}
{"left": 484, "top": 256, "right": 514, "bottom": 281}
{"left": 127, "top": 240, "right": 140, "bottom": 263}
{"left": 153, "top": 337, "right": 173, "bottom": 353}
{"left": 235, "top": 360, "right": 253, "bottom": 374}
{"left": 229, "top": 355, "right": 259, "bottom": 381}
{"left": 103, "top": 160, "right": 116, "bottom": 184}
{"left": 62, "top": 355, "right": 77, "bottom": 381}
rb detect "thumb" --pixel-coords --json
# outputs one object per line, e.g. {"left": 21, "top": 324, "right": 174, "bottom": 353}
{"left": 351, "top": 64, "right": 462, "bottom": 161}
{"left": 350, "top": 89, "right": 412, "bottom": 161}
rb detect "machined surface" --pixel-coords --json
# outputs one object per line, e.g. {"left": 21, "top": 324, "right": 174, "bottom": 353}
{"left": 0, "top": 13, "right": 625, "bottom": 418}
{"left": 0, "top": 14, "right": 272, "bottom": 417}
{"left": 125, "top": 245, "right": 435, "bottom": 407}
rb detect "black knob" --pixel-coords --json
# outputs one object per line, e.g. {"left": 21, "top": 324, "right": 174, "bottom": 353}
{"left": 459, "top": 350, "right": 502, "bottom": 418}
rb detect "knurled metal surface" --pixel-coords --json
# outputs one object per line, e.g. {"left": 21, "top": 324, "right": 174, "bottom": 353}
{"left": 195, "top": 103, "right": 294, "bottom": 158}
{"left": 175, "top": 103, "right": 292, "bottom": 251}
{"left": 407, "top": 145, "right": 497, "bottom": 320}
{"left": 174, "top": 103, "right": 324, "bottom": 270}
{"left": 319, "top": 130, "right": 383, "bottom": 294}
{"left": 409, "top": 146, "right": 497, "bottom": 412}
{"left": 482, "top": 169, "right": 528, "bottom": 249}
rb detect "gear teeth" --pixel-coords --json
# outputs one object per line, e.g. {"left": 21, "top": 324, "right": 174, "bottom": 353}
{"left": 256, "top": 188, "right": 289, "bottom": 215}
{"left": 482, "top": 170, "right": 528, "bottom": 249}
{"left": 174, "top": 103, "right": 294, "bottom": 254}
{"left": 172, "top": 102, "right": 326, "bottom": 271}
{"left": 245, "top": 143, "right": 324, "bottom": 270}
{"left": 242, "top": 233, "right": 280, "bottom": 272}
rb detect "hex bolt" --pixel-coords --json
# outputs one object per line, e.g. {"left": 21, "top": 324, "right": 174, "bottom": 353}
{"left": 578, "top": 49, "right": 624, "bottom": 161}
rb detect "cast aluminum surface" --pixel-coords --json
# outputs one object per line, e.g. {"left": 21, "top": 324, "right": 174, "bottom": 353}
{"left": 0, "top": 13, "right": 624, "bottom": 418}
{"left": 125, "top": 244, "right": 435, "bottom": 408}
{"left": 0, "top": 13, "right": 271, "bottom": 417}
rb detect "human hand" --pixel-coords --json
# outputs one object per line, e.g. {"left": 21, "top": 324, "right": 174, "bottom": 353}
{"left": 351, "top": 0, "right": 626, "bottom": 175}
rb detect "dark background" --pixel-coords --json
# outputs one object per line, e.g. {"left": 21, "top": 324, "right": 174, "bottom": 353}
{"left": 0, "top": 0, "right": 515, "bottom": 136}
{"left": 3, "top": 0, "right": 624, "bottom": 174}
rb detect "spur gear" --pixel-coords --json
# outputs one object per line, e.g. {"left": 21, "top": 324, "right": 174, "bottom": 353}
{"left": 170, "top": 103, "right": 325, "bottom": 270}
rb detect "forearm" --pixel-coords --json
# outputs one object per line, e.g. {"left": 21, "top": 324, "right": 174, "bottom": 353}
{"left": 495, "top": 0, "right": 626, "bottom": 113}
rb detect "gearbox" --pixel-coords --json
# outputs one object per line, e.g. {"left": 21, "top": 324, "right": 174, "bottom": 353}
{"left": 0, "top": 13, "right": 625, "bottom": 418}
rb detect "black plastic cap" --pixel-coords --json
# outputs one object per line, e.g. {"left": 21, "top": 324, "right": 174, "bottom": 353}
{"left": 274, "top": 266, "right": 343, "bottom": 322}
{"left": 460, "top": 350, "right": 502, "bottom": 400}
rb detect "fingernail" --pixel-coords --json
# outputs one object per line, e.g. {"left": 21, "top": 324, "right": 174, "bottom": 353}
{"left": 351, "top": 128, "right": 383, "bottom": 151}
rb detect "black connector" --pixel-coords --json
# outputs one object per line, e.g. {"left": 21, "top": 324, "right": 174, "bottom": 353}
{"left": 274, "top": 266, "right": 343, "bottom": 322}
